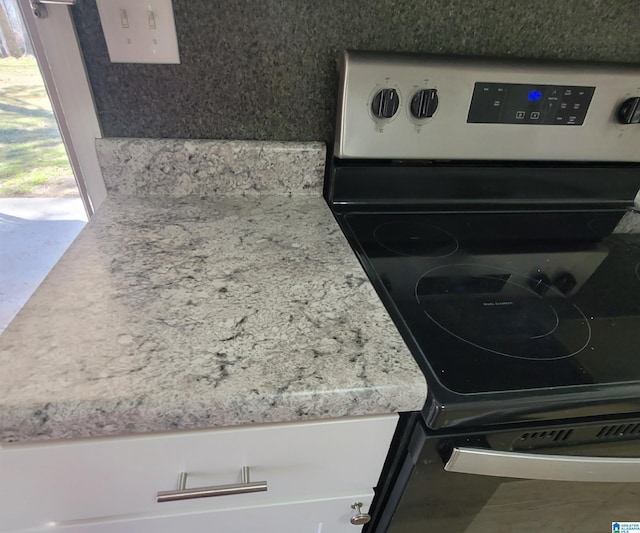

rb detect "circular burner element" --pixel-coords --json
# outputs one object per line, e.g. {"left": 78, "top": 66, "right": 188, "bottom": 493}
{"left": 374, "top": 222, "right": 458, "bottom": 258}
{"left": 415, "top": 264, "right": 591, "bottom": 360}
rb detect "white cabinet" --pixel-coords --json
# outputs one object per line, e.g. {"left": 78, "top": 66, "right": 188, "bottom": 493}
{"left": 0, "top": 415, "right": 397, "bottom": 532}
{"left": 34, "top": 495, "right": 373, "bottom": 533}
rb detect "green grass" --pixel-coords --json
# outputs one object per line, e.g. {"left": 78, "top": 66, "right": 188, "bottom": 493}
{"left": 0, "top": 56, "right": 73, "bottom": 196}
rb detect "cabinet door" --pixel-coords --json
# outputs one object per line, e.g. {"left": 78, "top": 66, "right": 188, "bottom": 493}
{"left": 0, "top": 415, "right": 396, "bottom": 531}
{"left": 33, "top": 495, "right": 374, "bottom": 533}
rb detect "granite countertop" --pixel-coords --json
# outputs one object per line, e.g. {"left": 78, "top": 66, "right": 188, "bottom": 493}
{"left": 0, "top": 140, "right": 427, "bottom": 442}
{"left": 613, "top": 209, "right": 640, "bottom": 234}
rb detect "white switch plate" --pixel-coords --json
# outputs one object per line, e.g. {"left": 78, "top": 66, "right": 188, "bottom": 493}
{"left": 96, "top": 0, "right": 180, "bottom": 64}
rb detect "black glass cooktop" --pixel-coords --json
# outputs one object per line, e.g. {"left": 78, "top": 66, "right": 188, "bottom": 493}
{"left": 343, "top": 211, "right": 640, "bottom": 397}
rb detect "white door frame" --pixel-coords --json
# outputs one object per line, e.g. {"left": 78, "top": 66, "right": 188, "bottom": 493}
{"left": 16, "top": 0, "right": 107, "bottom": 216}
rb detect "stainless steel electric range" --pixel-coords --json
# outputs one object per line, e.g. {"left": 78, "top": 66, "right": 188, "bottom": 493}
{"left": 325, "top": 52, "right": 640, "bottom": 532}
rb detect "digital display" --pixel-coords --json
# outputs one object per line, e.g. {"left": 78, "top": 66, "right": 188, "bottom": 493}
{"left": 468, "top": 83, "right": 595, "bottom": 125}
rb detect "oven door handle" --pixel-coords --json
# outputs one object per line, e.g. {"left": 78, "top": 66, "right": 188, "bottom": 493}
{"left": 445, "top": 447, "right": 640, "bottom": 482}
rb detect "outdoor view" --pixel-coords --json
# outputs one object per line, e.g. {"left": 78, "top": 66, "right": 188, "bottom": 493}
{"left": 0, "top": 0, "right": 86, "bottom": 333}
{"left": 0, "top": 0, "right": 77, "bottom": 197}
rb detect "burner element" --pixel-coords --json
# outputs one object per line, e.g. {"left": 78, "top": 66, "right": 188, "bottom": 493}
{"left": 415, "top": 264, "right": 591, "bottom": 360}
{"left": 374, "top": 222, "right": 459, "bottom": 257}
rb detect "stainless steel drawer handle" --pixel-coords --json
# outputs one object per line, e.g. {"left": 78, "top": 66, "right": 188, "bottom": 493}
{"left": 157, "top": 466, "right": 268, "bottom": 503}
{"left": 446, "top": 447, "right": 640, "bottom": 483}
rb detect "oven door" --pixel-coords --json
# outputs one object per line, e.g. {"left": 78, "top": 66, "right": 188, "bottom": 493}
{"left": 376, "top": 418, "right": 640, "bottom": 533}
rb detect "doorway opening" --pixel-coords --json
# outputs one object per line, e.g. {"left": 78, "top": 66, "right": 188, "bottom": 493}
{"left": 0, "top": 0, "right": 88, "bottom": 332}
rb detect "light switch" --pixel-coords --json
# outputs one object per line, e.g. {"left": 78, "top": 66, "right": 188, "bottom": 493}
{"left": 96, "top": 0, "right": 180, "bottom": 64}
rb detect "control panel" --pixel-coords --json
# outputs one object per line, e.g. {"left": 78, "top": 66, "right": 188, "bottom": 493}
{"left": 467, "top": 83, "right": 595, "bottom": 125}
{"left": 335, "top": 51, "right": 640, "bottom": 161}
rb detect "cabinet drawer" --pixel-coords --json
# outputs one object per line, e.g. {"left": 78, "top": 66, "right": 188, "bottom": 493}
{"left": 34, "top": 494, "right": 374, "bottom": 533}
{"left": 0, "top": 415, "right": 396, "bottom": 531}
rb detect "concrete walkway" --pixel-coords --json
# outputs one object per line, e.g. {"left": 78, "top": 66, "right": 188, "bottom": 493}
{"left": 0, "top": 198, "right": 87, "bottom": 333}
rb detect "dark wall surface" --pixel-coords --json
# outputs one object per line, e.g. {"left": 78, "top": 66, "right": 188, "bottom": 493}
{"left": 73, "top": 0, "right": 640, "bottom": 142}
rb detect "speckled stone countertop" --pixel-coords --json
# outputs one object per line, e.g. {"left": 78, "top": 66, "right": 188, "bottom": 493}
{"left": 0, "top": 140, "right": 427, "bottom": 442}
{"left": 614, "top": 209, "right": 640, "bottom": 233}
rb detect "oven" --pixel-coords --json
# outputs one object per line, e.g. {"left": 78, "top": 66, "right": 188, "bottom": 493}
{"left": 325, "top": 51, "right": 640, "bottom": 532}
{"left": 373, "top": 414, "right": 640, "bottom": 532}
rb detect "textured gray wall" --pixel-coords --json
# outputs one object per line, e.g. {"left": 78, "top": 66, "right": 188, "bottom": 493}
{"left": 73, "top": 0, "right": 640, "bottom": 142}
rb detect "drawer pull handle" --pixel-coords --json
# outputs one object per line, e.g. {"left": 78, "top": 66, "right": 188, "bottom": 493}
{"left": 157, "top": 466, "right": 268, "bottom": 503}
{"left": 350, "top": 502, "right": 371, "bottom": 526}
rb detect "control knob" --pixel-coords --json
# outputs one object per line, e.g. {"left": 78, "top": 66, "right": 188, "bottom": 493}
{"left": 618, "top": 97, "right": 640, "bottom": 124}
{"left": 371, "top": 88, "right": 399, "bottom": 119}
{"left": 410, "top": 89, "right": 439, "bottom": 119}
